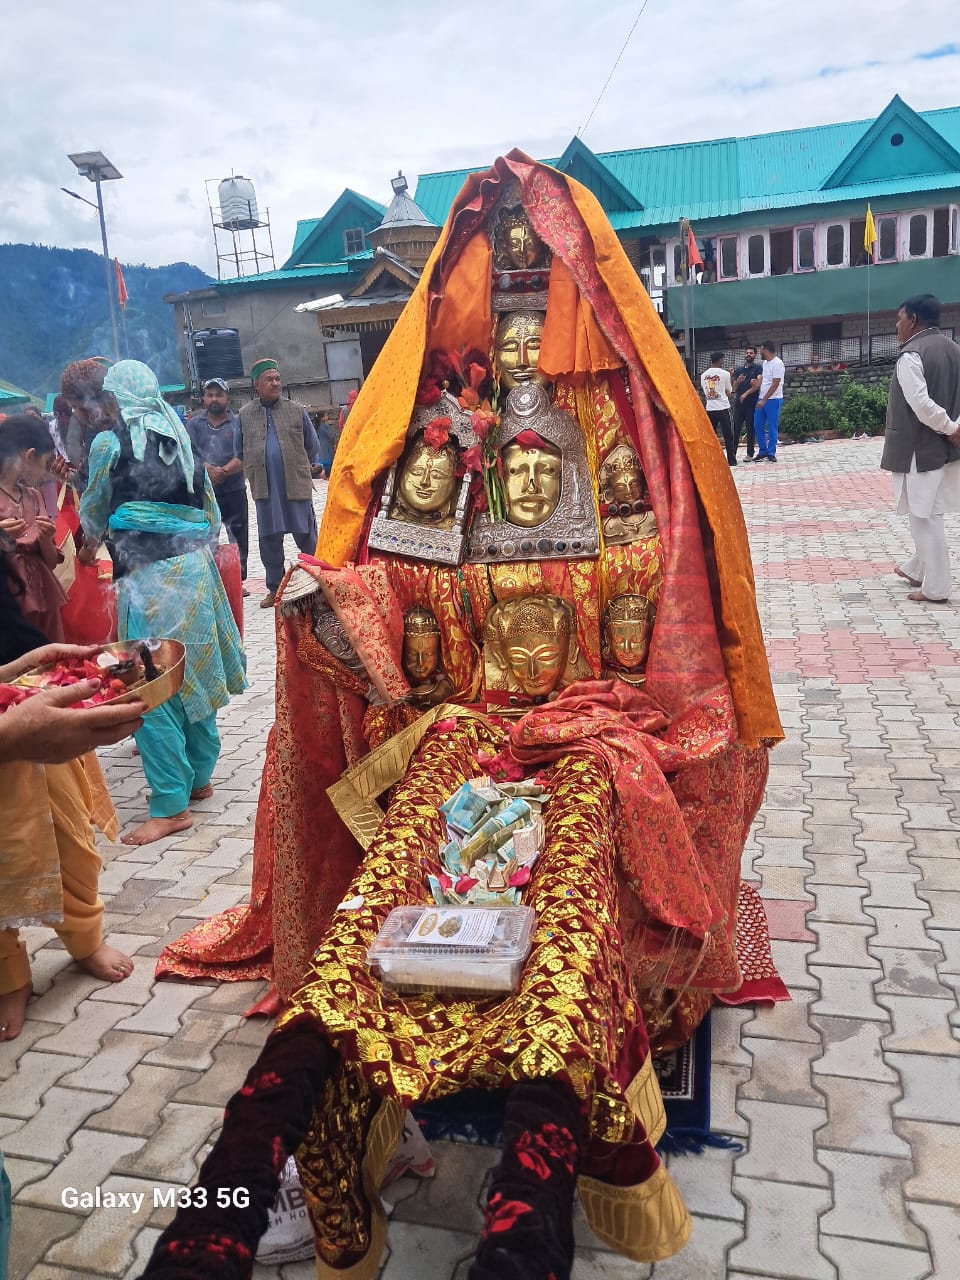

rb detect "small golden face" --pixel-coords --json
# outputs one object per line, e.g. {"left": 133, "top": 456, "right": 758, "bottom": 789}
{"left": 403, "top": 632, "right": 440, "bottom": 682}
{"left": 608, "top": 619, "right": 651, "bottom": 671}
{"left": 505, "top": 636, "right": 569, "bottom": 697}
{"left": 502, "top": 442, "right": 562, "bottom": 529}
{"left": 397, "top": 442, "right": 457, "bottom": 515}
{"left": 505, "top": 223, "right": 545, "bottom": 270}
{"left": 609, "top": 458, "right": 643, "bottom": 505}
{"left": 494, "top": 312, "right": 546, "bottom": 390}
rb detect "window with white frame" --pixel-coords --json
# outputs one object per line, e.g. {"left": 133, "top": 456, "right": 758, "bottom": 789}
{"left": 343, "top": 227, "right": 366, "bottom": 255}
{"left": 951, "top": 205, "right": 960, "bottom": 254}
{"left": 876, "top": 215, "right": 898, "bottom": 262}
{"left": 745, "top": 232, "right": 766, "bottom": 276}
{"left": 824, "top": 223, "right": 845, "bottom": 267}
{"left": 717, "top": 235, "right": 738, "bottom": 280}
{"left": 795, "top": 225, "right": 815, "bottom": 272}
{"left": 906, "top": 211, "right": 931, "bottom": 258}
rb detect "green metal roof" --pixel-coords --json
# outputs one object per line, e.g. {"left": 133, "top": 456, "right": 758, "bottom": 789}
{"left": 0, "top": 378, "right": 38, "bottom": 407}
{"left": 413, "top": 97, "right": 960, "bottom": 236}
{"left": 215, "top": 259, "right": 368, "bottom": 290}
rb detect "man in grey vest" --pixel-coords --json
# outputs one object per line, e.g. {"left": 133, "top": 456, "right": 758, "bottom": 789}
{"left": 239, "top": 358, "right": 324, "bottom": 608}
{"left": 881, "top": 295, "right": 960, "bottom": 604}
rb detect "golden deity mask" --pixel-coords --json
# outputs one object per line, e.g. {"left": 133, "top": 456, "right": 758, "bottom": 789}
{"left": 466, "top": 384, "right": 600, "bottom": 564}
{"left": 391, "top": 435, "right": 459, "bottom": 525}
{"left": 492, "top": 204, "right": 550, "bottom": 274}
{"left": 602, "top": 593, "right": 656, "bottom": 684}
{"left": 367, "top": 391, "right": 479, "bottom": 565}
{"left": 484, "top": 594, "right": 586, "bottom": 709}
{"left": 401, "top": 606, "right": 454, "bottom": 706}
{"left": 502, "top": 437, "right": 562, "bottom": 529}
{"left": 494, "top": 310, "right": 548, "bottom": 392}
{"left": 598, "top": 444, "right": 658, "bottom": 547}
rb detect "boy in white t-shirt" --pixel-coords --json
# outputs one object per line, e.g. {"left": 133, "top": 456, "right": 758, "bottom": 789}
{"left": 700, "top": 352, "right": 737, "bottom": 464}
{"left": 754, "top": 340, "right": 786, "bottom": 462}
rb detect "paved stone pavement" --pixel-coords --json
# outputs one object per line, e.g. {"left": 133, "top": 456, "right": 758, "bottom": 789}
{"left": 4, "top": 440, "right": 960, "bottom": 1279}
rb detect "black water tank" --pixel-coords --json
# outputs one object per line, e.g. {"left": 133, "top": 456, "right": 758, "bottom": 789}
{"left": 193, "top": 328, "right": 244, "bottom": 382}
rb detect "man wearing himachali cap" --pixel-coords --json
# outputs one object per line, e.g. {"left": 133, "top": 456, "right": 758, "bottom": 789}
{"left": 238, "top": 359, "right": 324, "bottom": 608}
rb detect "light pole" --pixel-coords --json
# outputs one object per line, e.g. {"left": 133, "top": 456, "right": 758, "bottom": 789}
{"left": 65, "top": 151, "right": 122, "bottom": 361}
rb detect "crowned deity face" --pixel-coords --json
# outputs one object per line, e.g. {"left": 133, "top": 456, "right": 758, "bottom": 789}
{"left": 602, "top": 446, "right": 645, "bottom": 505}
{"left": 604, "top": 595, "right": 655, "bottom": 672}
{"left": 503, "top": 600, "right": 572, "bottom": 697}
{"left": 505, "top": 222, "right": 546, "bottom": 269}
{"left": 402, "top": 607, "right": 442, "bottom": 683}
{"left": 392, "top": 436, "right": 459, "bottom": 524}
{"left": 494, "top": 311, "right": 547, "bottom": 391}
{"left": 502, "top": 439, "right": 562, "bottom": 528}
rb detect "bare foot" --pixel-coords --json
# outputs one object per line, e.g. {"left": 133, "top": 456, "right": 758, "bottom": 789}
{"left": 76, "top": 944, "right": 134, "bottom": 983}
{"left": 0, "top": 983, "right": 32, "bottom": 1041}
{"left": 190, "top": 783, "right": 213, "bottom": 801}
{"left": 121, "top": 812, "right": 193, "bottom": 846}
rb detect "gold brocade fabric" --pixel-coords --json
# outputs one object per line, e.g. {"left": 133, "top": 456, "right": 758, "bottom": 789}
{"left": 377, "top": 558, "right": 480, "bottom": 700}
{"left": 279, "top": 720, "right": 663, "bottom": 1157}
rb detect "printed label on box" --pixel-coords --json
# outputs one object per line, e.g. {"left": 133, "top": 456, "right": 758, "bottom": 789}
{"left": 407, "top": 908, "right": 499, "bottom": 946}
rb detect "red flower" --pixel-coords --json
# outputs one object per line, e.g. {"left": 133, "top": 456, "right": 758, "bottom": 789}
{"left": 537, "top": 1123, "right": 578, "bottom": 1173}
{"left": 424, "top": 417, "right": 452, "bottom": 450}
{"left": 508, "top": 866, "right": 531, "bottom": 887}
{"left": 513, "top": 429, "right": 548, "bottom": 450}
{"left": 415, "top": 379, "right": 442, "bottom": 407}
{"left": 461, "top": 444, "right": 483, "bottom": 473}
{"left": 483, "top": 1192, "right": 533, "bottom": 1236}
{"left": 471, "top": 408, "right": 498, "bottom": 441}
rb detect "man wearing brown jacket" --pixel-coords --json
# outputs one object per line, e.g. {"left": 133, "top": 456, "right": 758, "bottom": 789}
{"left": 239, "top": 358, "right": 323, "bottom": 608}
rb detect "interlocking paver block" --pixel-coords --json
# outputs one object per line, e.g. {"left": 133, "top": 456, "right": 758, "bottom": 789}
{"left": 0, "top": 1050, "right": 84, "bottom": 1119}
{"left": 2, "top": 1155, "right": 52, "bottom": 1196}
{"left": 815, "top": 1074, "right": 911, "bottom": 1157}
{"left": 768, "top": 941, "right": 820, "bottom": 991}
{"left": 32, "top": 998, "right": 135, "bottom": 1057}
{"left": 2, "top": 1085, "right": 114, "bottom": 1161}
{"left": 736, "top": 1100, "right": 828, "bottom": 1185}
{"left": 808, "top": 884, "right": 871, "bottom": 924}
{"left": 809, "top": 922, "right": 880, "bottom": 969}
{"left": 142, "top": 1007, "right": 243, "bottom": 1071}
{"left": 812, "top": 1014, "right": 898, "bottom": 1083}
{"left": 907, "top": 1202, "right": 960, "bottom": 1280}
{"left": 114, "top": 979, "right": 216, "bottom": 1035}
{"left": 6, "top": 1207, "right": 79, "bottom": 1280}
{"left": 742, "top": 988, "right": 821, "bottom": 1044}
{"left": 708, "top": 1063, "right": 750, "bottom": 1138}
{"left": 115, "top": 1100, "right": 224, "bottom": 1182}
{"left": 728, "top": 1177, "right": 834, "bottom": 1280}
{"left": 864, "top": 906, "right": 938, "bottom": 951}
{"left": 811, "top": 964, "right": 888, "bottom": 1021}
{"left": 898, "top": 1119, "right": 960, "bottom": 1204}
{"left": 739, "top": 1037, "right": 823, "bottom": 1108}
{"left": 664, "top": 1143, "right": 744, "bottom": 1222}
{"left": 173, "top": 1039, "right": 260, "bottom": 1104}
{"left": 819, "top": 1150, "right": 925, "bottom": 1246}
{"left": 819, "top": 1238, "right": 930, "bottom": 1280}
{"left": 88, "top": 1063, "right": 200, "bottom": 1136}
{"left": 641, "top": 1215, "right": 742, "bottom": 1279}
{"left": 889, "top": 1052, "right": 960, "bottom": 1123}
{"left": 855, "top": 840, "right": 916, "bottom": 873}
{"left": 876, "top": 993, "right": 960, "bottom": 1055}
{"left": 45, "top": 1175, "right": 177, "bottom": 1277}
{"left": 60, "top": 1030, "right": 168, "bottom": 1094}
{"left": 912, "top": 888, "right": 960, "bottom": 928}
{"left": 14, "top": 1128, "right": 145, "bottom": 1207}
{"left": 26, "top": 968, "right": 105, "bottom": 1025}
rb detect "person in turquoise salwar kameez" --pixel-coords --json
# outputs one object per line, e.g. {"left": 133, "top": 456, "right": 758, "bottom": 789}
{"left": 65, "top": 358, "right": 246, "bottom": 846}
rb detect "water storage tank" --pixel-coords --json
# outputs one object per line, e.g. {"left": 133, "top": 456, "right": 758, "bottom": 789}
{"left": 218, "top": 176, "right": 259, "bottom": 229}
{"left": 193, "top": 328, "right": 245, "bottom": 382}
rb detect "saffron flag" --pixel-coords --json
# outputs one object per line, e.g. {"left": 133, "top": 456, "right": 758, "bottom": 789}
{"left": 687, "top": 226, "right": 703, "bottom": 270}
{"left": 864, "top": 205, "right": 877, "bottom": 262}
{"left": 114, "top": 258, "right": 128, "bottom": 309}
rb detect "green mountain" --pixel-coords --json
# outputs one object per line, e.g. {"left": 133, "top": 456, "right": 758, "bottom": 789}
{"left": 0, "top": 243, "right": 210, "bottom": 398}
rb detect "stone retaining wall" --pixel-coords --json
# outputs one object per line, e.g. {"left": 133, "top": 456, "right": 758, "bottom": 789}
{"left": 785, "top": 363, "right": 894, "bottom": 400}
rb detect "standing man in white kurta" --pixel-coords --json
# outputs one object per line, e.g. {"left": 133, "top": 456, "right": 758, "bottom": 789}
{"left": 881, "top": 294, "right": 960, "bottom": 604}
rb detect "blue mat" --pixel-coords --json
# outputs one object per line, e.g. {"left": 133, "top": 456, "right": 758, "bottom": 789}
{"left": 413, "top": 1012, "right": 737, "bottom": 1156}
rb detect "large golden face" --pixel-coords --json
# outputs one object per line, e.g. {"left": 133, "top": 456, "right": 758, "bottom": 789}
{"left": 505, "top": 634, "right": 568, "bottom": 697}
{"left": 502, "top": 440, "right": 562, "bottom": 528}
{"left": 396, "top": 441, "right": 458, "bottom": 515}
{"left": 494, "top": 311, "right": 547, "bottom": 390}
{"left": 403, "top": 632, "right": 440, "bottom": 682}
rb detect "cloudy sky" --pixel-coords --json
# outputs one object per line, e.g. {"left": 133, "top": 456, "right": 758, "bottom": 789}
{"left": 3, "top": 0, "right": 958, "bottom": 274}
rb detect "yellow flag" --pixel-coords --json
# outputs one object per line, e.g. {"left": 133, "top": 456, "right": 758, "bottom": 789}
{"left": 864, "top": 204, "right": 877, "bottom": 259}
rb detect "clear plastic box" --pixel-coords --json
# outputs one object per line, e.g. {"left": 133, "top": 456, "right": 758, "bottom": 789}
{"left": 367, "top": 905, "right": 536, "bottom": 996}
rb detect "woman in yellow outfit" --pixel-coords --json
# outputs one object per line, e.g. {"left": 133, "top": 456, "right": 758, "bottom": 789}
{"left": 0, "top": 642, "right": 145, "bottom": 1041}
